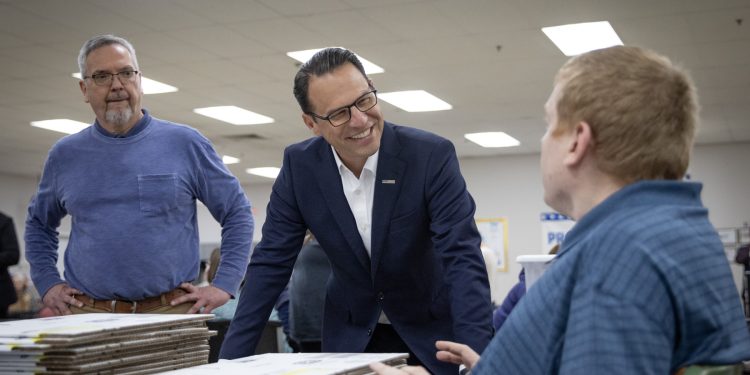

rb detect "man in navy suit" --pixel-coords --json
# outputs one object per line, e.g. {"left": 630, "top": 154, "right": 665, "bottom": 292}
{"left": 220, "top": 47, "right": 493, "bottom": 374}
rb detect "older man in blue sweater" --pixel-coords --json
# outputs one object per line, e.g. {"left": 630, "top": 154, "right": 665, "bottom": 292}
{"left": 25, "top": 35, "right": 253, "bottom": 316}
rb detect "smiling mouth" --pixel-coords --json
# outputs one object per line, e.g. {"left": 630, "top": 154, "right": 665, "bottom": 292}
{"left": 350, "top": 127, "right": 372, "bottom": 140}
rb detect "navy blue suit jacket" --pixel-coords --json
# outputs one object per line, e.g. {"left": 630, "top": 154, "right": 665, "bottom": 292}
{"left": 221, "top": 123, "right": 493, "bottom": 374}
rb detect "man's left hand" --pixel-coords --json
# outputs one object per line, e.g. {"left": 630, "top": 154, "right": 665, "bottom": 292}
{"left": 171, "top": 282, "right": 231, "bottom": 314}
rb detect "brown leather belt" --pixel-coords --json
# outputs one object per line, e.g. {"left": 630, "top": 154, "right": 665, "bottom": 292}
{"left": 77, "top": 288, "right": 187, "bottom": 313}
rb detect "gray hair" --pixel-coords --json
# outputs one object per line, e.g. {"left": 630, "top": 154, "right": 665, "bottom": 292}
{"left": 77, "top": 34, "right": 139, "bottom": 76}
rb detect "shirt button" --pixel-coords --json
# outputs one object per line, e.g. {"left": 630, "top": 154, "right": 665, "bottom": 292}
{"left": 367, "top": 328, "right": 373, "bottom": 336}
{"left": 377, "top": 292, "right": 384, "bottom": 301}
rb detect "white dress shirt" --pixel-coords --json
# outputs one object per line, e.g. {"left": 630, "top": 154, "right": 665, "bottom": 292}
{"left": 332, "top": 146, "right": 377, "bottom": 256}
{"left": 331, "top": 146, "right": 390, "bottom": 324}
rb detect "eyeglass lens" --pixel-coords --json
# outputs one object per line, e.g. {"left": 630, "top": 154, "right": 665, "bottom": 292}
{"left": 328, "top": 91, "right": 377, "bottom": 126}
{"left": 90, "top": 70, "right": 138, "bottom": 85}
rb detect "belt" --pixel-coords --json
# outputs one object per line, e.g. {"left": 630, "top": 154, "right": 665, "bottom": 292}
{"left": 78, "top": 288, "right": 187, "bottom": 313}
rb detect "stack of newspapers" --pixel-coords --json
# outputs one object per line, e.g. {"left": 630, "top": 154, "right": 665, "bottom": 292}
{"left": 0, "top": 313, "right": 214, "bottom": 374}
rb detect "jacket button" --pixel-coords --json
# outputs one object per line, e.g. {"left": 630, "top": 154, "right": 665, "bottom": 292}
{"left": 367, "top": 328, "right": 372, "bottom": 336}
{"left": 377, "top": 292, "right": 384, "bottom": 301}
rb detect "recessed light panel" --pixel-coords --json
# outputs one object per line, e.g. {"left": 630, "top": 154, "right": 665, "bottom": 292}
{"left": 246, "top": 167, "right": 280, "bottom": 179}
{"left": 193, "top": 106, "right": 274, "bottom": 125}
{"left": 542, "top": 21, "right": 623, "bottom": 56}
{"left": 31, "top": 119, "right": 90, "bottom": 134}
{"left": 378, "top": 90, "right": 452, "bottom": 112}
{"left": 222, "top": 155, "right": 240, "bottom": 164}
{"left": 465, "top": 132, "right": 520, "bottom": 148}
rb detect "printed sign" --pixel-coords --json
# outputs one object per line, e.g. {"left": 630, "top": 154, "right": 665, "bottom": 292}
{"left": 541, "top": 212, "right": 575, "bottom": 253}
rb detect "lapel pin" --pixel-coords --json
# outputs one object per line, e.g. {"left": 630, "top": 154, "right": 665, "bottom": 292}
{"left": 381, "top": 179, "right": 396, "bottom": 184}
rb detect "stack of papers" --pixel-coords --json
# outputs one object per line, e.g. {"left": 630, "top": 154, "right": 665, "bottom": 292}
{"left": 0, "top": 313, "right": 215, "bottom": 374}
{"left": 161, "top": 352, "right": 409, "bottom": 375}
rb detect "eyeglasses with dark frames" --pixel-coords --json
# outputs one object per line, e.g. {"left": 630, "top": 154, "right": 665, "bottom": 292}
{"left": 306, "top": 89, "right": 378, "bottom": 127}
{"left": 83, "top": 70, "right": 140, "bottom": 86}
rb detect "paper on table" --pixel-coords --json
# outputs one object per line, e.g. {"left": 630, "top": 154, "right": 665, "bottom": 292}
{"left": 161, "top": 352, "right": 409, "bottom": 375}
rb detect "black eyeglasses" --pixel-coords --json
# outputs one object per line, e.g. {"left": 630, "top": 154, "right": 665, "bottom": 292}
{"left": 307, "top": 90, "right": 378, "bottom": 127}
{"left": 83, "top": 69, "right": 139, "bottom": 86}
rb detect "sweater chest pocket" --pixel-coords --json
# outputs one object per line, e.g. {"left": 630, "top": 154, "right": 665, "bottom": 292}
{"left": 137, "top": 174, "right": 177, "bottom": 214}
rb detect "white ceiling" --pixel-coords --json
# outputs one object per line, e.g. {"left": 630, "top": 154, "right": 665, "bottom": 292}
{"left": 1, "top": 0, "right": 749, "bottom": 185}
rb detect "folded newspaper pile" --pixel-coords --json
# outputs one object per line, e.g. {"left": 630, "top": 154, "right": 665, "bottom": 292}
{"left": 0, "top": 313, "right": 215, "bottom": 374}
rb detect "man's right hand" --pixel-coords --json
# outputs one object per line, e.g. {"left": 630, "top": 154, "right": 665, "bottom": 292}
{"left": 435, "top": 340, "right": 481, "bottom": 371}
{"left": 43, "top": 283, "right": 83, "bottom": 315}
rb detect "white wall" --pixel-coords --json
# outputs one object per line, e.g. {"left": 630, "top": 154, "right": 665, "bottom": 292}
{"left": 5, "top": 141, "right": 750, "bottom": 301}
{"left": 461, "top": 142, "right": 750, "bottom": 302}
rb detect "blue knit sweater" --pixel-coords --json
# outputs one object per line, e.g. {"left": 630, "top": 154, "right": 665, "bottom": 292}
{"left": 25, "top": 110, "right": 253, "bottom": 300}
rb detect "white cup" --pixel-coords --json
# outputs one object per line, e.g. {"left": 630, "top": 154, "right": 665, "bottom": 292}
{"left": 516, "top": 254, "right": 556, "bottom": 291}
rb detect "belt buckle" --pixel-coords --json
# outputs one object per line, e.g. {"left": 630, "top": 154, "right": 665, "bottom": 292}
{"left": 111, "top": 300, "right": 138, "bottom": 313}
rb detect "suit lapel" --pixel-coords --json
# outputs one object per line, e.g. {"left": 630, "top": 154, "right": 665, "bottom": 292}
{"left": 314, "top": 142, "right": 371, "bottom": 272}
{"left": 371, "top": 124, "right": 406, "bottom": 278}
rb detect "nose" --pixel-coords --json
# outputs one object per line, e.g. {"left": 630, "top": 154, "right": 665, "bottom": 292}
{"left": 110, "top": 75, "right": 125, "bottom": 90}
{"left": 348, "top": 106, "right": 368, "bottom": 127}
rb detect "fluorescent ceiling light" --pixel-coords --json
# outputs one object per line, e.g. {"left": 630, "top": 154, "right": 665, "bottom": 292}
{"left": 246, "top": 167, "right": 280, "bottom": 179}
{"left": 193, "top": 106, "right": 274, "bottom": 125}
{"left": 465, "top": 132, "right": 520, "bottom": 148}
{"left": 378, "top": 90, "right": 452, "bottom": 112}
{"left": 72, "top": 73, "right": 178, "bottom": 94}
{"left": 222, "top": 155, "right": 240, "bottom": 164}
{"left": 541, "top": 21, "right": 623, "bottom": 56}
{"left": 286, "top": 48, "right": 384, "bottom": 74}
{"left": 31, "top": 119, "right": 89, "bottom": 134}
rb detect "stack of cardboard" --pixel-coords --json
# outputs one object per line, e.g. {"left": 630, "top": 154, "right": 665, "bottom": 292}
{"left": 0, "top": 313, "right": 214, "bottom": 374}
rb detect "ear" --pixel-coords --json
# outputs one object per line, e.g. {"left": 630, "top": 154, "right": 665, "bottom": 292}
{"left": 137, "top": 73, "right": 144, "bottom": 95}
{"left": 79, "top": 80, "right": 90, "bottom": 103}
{"left": 367, "top": 78, "right": 374, "bottom": 89}
{"left": 564, "top": 121, "right": 593, "bottom": 167}
{"left": 302, "top": 113, "right": 321, "bottom": 136}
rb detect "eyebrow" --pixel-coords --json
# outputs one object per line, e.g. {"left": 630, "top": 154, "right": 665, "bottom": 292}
{"left": 91, "top": 66, "right": 135, "bottom": 74}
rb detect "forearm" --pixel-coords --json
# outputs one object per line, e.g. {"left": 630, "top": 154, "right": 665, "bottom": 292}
{"left": 446, "top": 233, "right": 494, "bottom": 351}
{"left": 25, "top": 217, "right": 64, "bottom": 297}
{"left": 220, "top": 260, "right": 293, "bottom": 359}
{"left": 211, "top": 203, "right": 254, "bottom": 296}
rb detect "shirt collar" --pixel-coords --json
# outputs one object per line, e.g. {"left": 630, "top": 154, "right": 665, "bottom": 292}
{"left": 94, "top": 109, "right": 150, "bottom": 138}
{"left": 331, "top": 145, "right": 379, "bottom": 178}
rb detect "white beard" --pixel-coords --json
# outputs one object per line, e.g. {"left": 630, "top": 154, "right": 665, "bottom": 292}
{"left": 105, "top": 107, "right": 133, "bottom": 127}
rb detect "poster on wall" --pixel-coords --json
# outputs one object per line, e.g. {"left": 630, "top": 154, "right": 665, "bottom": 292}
{"left": 540, "top": 212, "right": 575, "bottom": 253}
{"left": 476, "top": 218, "right": 509, "bottom": 272}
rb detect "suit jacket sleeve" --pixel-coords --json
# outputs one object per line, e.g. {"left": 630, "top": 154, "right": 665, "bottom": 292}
{"left": 426, "top": 139, "right": 494, "bottom": 353}
{"left": 219, "top": 147, "right": 306, "bottom": 359}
